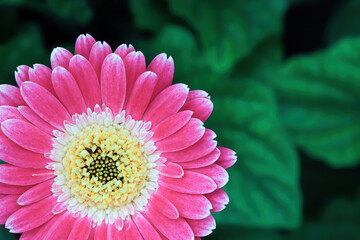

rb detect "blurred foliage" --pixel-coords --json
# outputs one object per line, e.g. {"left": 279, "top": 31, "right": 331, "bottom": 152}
{"left": 166, "top": 0, "right": 287, "bottom": 74}
{"left": 0, "top": 226, "right": 17, "bottom": 240}
{"left": 0, "top": 0, "right": 360, "bottom": 239}
{"left": 0, "top": 0, "right": 92, "bottom": 24}
{"left": 210, "top": 190, "right": 360, "bottom": 240}
{"left": 326, "top": 0, "right": 360, "bottom": 45}
{"left": 132, "top": 0, "right": 287, "bottom": 84}
{"left": 263, "top": 37, "right": 360, "bottom": 168}
{"left": 289, "top": 191, "right": 360, "bottom": 240}
{"left": 208, "top": 227, "right": 285, "bottom": 240}
{"left": 0, "top": 25, "right": 48, "bottom": 85}
{"left": 207, "top": 81, "right": 301, "bottom": 228}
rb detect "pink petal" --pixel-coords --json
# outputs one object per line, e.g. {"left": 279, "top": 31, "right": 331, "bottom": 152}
{"left": 125, "top": 71, "right": 157, "bottom": 120}
{"left": 115, "top": 44, "right": 135, "bottom": 59}
{"left": 156, "top": 230, "right": 168, "bottom": 240}
{"left": 0, "top": 195, "right": 21, "bottom": 224}
{"left": 75, "top": 34, "right": 96, "bottom": 59}
{"left": 0, "top": 106, "right": 26, "bottom": 123}
{"left": 0, "top": 84, "right": 26, "bottom": 106}
{"left": 159, "top": 171, "right": 217, "bottom": 194}
{"left": 69, "top": 55, "right": 102, "bottom": 109}
{"left": 18, "top": 106, "right": 55, "bottom": 135}
{"left": 89, "top": 41, "right": 112, "bottom": 80}
{"left": 19, "top": 227, "right": 40, "bottom": 240}
{"left": 124, "top": 219, "right": 143, "bottom": 240}
{"left": 0, "top": 164, "right": 53, "bottom": 186}
{"left": 15, "top": 65, "right": 30, "bottom": 87}
{"left": 132, "top": 213, "right": 162, "bottom": 240}
{"left": 178, "top": 148, "right": 220, "bottom": 169}
{"left": 21, "top": 217, "right": 57, "bottom": 240}
{"left": 43, "top": 212, "right": 75, "bottom": 240}
{"left": 0, "top": 131, "right": 48, "bottom": 169}
{"left": 68, "top": 217, "right": 92, "bottom": 240}
{"left": 156, "top": 118, "right": 205, "bottom": 152}
{"left": 143, "top": 84, "right": 188, "bottom": 125}
{"left": 50, "top": 47, "right": 73, "bottom": 69}
{"left": 6, "top": 195, "right": 57, "bottom": 233}
{"left": 163, "top": 129, "right": 217, "bottom": 162}
{"left": 187, "top": 215, "right": 215, "bottom": 237}
{"left": 148, "top": 192, "right": 179, "bottom": 219}
{"left": 28, "top": 64, "right": 55, "bottom": 95}
{"left": 158, "top": 162, "right": 184, "bottom": 178}
{"left": 205, "top": 188, "right": 229, "bottom": 212}
{"left": 107, "top": 222, "right": 126, "bottom": 240}
{"left": 147, "top": 53, "right": 174, "bottom": 99}
{"left": 1, "top": 119, "right": 53, "bottom": 153}
{"left": 101, "top": 53, "right": 126, "bottom": 115}
{"left": 94, "top": 221, "right": 108, "bottom": 240}
{"left": 216, "top": 147, "right": 237, "bottom": 169}
{"left": 181, "top": 98, "right": 213, "bottom": 122}
{"left": 145, "top": 206, "right": 194, "bottom": 240}
{"left": 158, "top": 187, "right": 211, "bottom": 220}
{"left": 151, "top": 111, "right": 193, "bottom": 141}
{"left": 0, "top": 183, "right": 31, "bottom": 194}
{"left": 123, "top": 51, "right": 146, "bottom": 104}
{"left": 187, "top": 90, "right": 210, "bottom": 100}
{"left": 88, "top": 227, "right": 96, "bottom": 240}
{"left": 20, "top": 81, "right": 71, "bottom": 130}
{"left": 94, "top": 222, "right": 109, "bottom": 240}
{"left": 52, "top": 66, "right": 87, "bottom": 116}
{"left": 190, "top": 164, "right": 229, "bottom": 189}
{"left": 0, "top": 194, "right": 5, "bottom": 199}
{"left": 18, "top": 179, "right": 53, "bottom": 206}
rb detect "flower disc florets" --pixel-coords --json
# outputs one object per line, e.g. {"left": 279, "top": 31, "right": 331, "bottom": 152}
{"left": 48, "top": 105, "right": 160, "bottom": 225}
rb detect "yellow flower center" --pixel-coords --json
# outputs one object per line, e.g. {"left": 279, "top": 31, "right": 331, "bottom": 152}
{"left": 49, "top": 106, "right": 160, "bottom": 225}
{"left": 62, "top": 124, "right": 148, "bottom": 210}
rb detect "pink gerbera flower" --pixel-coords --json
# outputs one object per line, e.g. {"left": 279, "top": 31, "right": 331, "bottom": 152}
{"left": 0, "top": 34, "right": 236, "bottom": 240}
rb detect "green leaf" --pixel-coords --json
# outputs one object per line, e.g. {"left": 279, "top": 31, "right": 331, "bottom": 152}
{"left": 168, "top": 0, "right": 287, "bottom": 73}
{"left": 291, "top": 192, "right": 360, "bottom": 240}
{"left": 326, "top": 0, "right": 360, "bottom": 45}
{"left": 232, "top": 36, "right": 284, "bottom": 78}
{"left": 0, "top": 0, "right": 27, "bottom": 5}
{"left": 0, "top": 8, "right": 21, "bottom": 42}
{"left": 207, "top": 227, "right": 284, "bottom": 240}
{"left": 130, "top": 0, "right": 171, "bottom": 32}
{"left": 322, "top": 194, "right": 360, "bottom": 223}
{"left": 289, "top": 0, "right": 322, "bottom": 4}
{"left": 207, "top": 81, "right": 301, "bottom": 229}
{"left": 0, "top": 25, "right": 48, "bottom": 85}
{"left": 47, "top": 0, "right": 93, "bottom": 24}
{"left": 0, "top": 0, "right": 93, "bottom": 24}
{"left": 0, "top": 226, "right": 17, "bottom": 240}
{"left": 147, "top": 25, "right": 199, "bottom": 74}
{"left": 291, "top": 222, "right": 360, "bottom": 240}
{"left": 264, "top": 37, "right": 360, "bottom": 168}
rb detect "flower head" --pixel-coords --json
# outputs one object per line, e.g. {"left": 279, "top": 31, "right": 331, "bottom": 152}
{"left": 0, "top": 34, "right": 236, "bottom": 239}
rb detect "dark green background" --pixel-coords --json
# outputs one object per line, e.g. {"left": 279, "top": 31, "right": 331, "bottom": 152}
{"left": 1, "top": 0, "right": 360, "bottom": 239}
